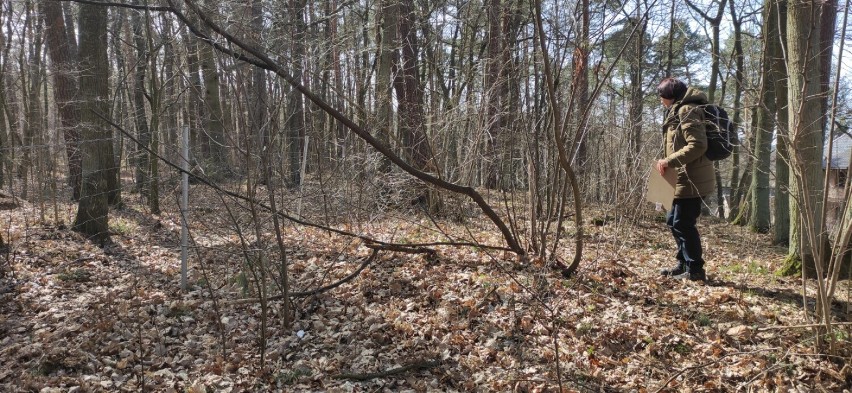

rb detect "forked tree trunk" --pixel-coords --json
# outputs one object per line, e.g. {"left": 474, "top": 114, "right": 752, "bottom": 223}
{"left": 394, "top": 0, "right": 440, "bottom": 211}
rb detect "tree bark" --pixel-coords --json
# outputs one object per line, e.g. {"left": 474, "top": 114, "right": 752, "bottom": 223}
{"left": 573, "top": 0, "right": 591, "bottom": 178}
{"left": 198, "top": 0, "right": 228, "bottom": 176}
{"left": 73, "top": 3, "right": 113, "bottom": 244}
{"left": 42, "top": 0, "right": 82, "bottom": 200}
{"left": 774, "top": 0, "right": 791, "bottom": 245}
{"left": 287, "top": 0, "right": 306, "bottom": 186}
{"left": 394, "top": 0, "right": 439, "bottom": 210}
{"left": 130, "top": 1, "right": 151, "bottom": 194}
{"left": 375, "top": 0, "right": 397, "bottom": 175}
{"left": 484, "top": 0, "right": 504, "bottom": 189}
{"left": 686, "top": 0, "right": 728, "bottom": 217}
{"left": 787, "top": 0, "right": 825, "bottom": 274}
{"left": 727, "top": 0, "right": 746, "bottom": 221}
{"left": 750, "top": 0, "right": 779, "bottom": 233}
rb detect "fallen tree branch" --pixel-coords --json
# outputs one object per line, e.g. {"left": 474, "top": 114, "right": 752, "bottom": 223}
{"left": 333, "top": 359, "right": 441, "bottom": 381}
{"left": 79, "top": 0, "right": 523, "bottom": 255}
{"left": 757, "top": 321, "right": 852, "bottom": 331}
{"left": 167, "top": 0, "right": 524, "bottom": 255}
{"left": 653, "top": 348, "right": 780, "bottom": 393}
{"left": 230, "top": 249, "right": 380, "bottom": 305}
{"left": 364, "top": 242, "right": 436, "bottom": 256}
{"left": 95, "top": 112, "right": 515, "bottom": 256}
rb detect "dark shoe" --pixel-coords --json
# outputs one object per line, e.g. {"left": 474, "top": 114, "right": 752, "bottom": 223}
{"left": 673, "top": 270, "right": 706, "bottom": 281}
{"left": 661, "top": 263, "right": 685, "bottom": 276}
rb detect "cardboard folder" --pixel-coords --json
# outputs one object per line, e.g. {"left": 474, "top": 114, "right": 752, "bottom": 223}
{"left": 646, "top": 164, "right": 677, "bottom": 211}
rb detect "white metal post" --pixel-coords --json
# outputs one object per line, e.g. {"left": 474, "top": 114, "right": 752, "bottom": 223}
{"left": 181, "top": 125, "right": 189, "bottom": 291}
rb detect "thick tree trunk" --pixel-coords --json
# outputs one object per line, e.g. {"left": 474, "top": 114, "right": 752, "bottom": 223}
{"left": 74, "top": 3, "right": 113, "bottom": 244}
{"left": 773, "top": 0, "right": 791, "bottom": 245}
{"left": 786, "top": 0, "right": 825, "bottom": 274}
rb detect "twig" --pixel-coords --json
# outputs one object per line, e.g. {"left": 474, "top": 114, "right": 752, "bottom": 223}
{"left": 654, "top": 348, "right": 780, "bottom": 393}
{"left": 230, "top": 249, "right": 379, "bottom": 305}
{"left": 474, "top": 285, "right": 499, "bottom": 311}
{"left": 333, "top": 359, "right": 441, "bottom": 381}
{"left": 757, "top": 322, "right": 852, "bottom": 331}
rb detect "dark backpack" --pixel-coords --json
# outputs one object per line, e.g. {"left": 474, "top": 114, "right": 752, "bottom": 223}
{"left": 702, "top": 104, "right": 737, "bottom": 161}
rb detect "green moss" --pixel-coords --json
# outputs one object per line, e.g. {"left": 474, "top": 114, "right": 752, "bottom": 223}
{"left": 57, "top": 268, "right": 91, "bottom": 283}
{"left": 777, "top": 254, "right": 802, "bottom": 277}
{"left": 695, "top": 313, "right": 712, "bottom": 327}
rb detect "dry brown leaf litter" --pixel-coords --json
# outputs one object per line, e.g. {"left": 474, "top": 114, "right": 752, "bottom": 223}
{"left": 0, "top": 194, "right": 850, "bottom": 392}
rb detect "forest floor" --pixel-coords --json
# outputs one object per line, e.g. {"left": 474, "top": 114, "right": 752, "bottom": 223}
{"left": 0, "top": 186, "right": 851, "bottom": 392}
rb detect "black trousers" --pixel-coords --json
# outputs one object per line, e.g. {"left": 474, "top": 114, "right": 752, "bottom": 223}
{"left": 666, "top": 197, "right": 705, "bottom": 272}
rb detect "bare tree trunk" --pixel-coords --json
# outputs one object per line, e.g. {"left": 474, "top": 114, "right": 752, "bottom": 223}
{"left": 774, "top": 0, "right": 791, "bottom": 246}
{"left": 0, "top": 6, "right": 6, "bottom": 190}
{"left": 484, "top": 0, "right": 504, "bottom": 189}
{"left": 394, "top": 0, "right": 440, "bottom": 210}
{"left": 1, "top": 10, "right": 20, "bottom": 192}
{"left": 375, "top": 0, "right": 397, "bottom": 175}
{"left": 286, "top": 0, "right": 306, "bottom": 187}
{"left": 726, "top": 0, "right": 746, "bottom": 221}
{"left": 819, "top": 0, "right": 838, "bottom": 131}
{"left": 750, "top": 0, "right": 776, "bottom": 232}
{"left": 686, "top": 0, "right": 728, "bottom": 217}
{"left": 198, "top": 0, "right": 228, "bottom": 176}
{"left": 42, "top": 0, "right": 81, "bottom": 200}
{"left": 74, "top": 3, "right": 113, "bottom": 244}
{"left": 160, "top": 14, "right": 178, "bottom": 163}
{"left": 20, "top": 2, "right": 45, "bottom": 200}
{"left": 130, "top": 1, "right": 150, "bottom": 194}
{"left": 573, "top": 0, "right": 590, "bottom": 178}
{"left": 626, "top": 1, "right": 645, "bottom": 166}
{"left": 144, "top": 8, "right": 161, "bottom": 215}
{"left": 787, "top": 0, "right": 825, "bottom": 275}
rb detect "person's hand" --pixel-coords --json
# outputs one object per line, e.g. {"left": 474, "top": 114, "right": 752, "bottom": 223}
{"left": 656, "top": 159, "right": 668, "bottom": 175}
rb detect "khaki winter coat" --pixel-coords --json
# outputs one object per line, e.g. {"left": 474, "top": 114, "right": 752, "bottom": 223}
{"left": 662, "top": 87, "right": 717, "bottom": 199}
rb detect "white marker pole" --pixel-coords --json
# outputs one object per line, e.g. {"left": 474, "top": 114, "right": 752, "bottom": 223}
{"left": 181, "top": 125, "right": 189, "bottom": 291}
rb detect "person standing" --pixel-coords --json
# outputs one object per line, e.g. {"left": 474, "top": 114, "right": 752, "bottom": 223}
{"left": 655, "top": 78, "right": 716, "bottom": 281}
